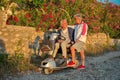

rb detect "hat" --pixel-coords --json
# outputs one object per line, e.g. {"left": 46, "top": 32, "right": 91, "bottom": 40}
{"left": 74, "top": 13, "right": 82, "bottom": 19}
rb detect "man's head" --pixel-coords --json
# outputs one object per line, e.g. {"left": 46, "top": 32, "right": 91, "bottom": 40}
{"left": 74, "top": 13, "right": 82, "bottom": 24}
{"left": 60, "top": 19, "right": 68, "bottom": 30}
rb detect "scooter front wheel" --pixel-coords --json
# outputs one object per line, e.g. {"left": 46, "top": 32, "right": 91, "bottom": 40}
{"left": 44, "top": 68, "right": 54, "bottom": 74}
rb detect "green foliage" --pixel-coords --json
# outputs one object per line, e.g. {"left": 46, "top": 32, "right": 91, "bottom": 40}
{"left": 4, "top": 0, "right": 120, "bottom": 38}
{"left": 102, "top": 25, "right": 120, "bottom": 38}
{"left": 8, "top": 53, "right": 27, "bottom": 72}
{"left": 0, "top": 52, "right": 8, "bottom": 64}
{"left": 0, "top": 52, "right": 37, "bottom": 74}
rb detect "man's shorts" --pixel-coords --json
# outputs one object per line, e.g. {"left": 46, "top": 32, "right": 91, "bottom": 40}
{"left": 72, "top": 41, "right": 85, "bottom": 52}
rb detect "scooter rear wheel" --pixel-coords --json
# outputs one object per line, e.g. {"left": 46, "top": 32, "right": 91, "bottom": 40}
{"left": 44, "top": 68, "right": 54, "bottom": 74}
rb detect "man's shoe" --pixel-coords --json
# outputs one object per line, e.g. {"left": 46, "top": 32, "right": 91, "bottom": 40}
{"left": 67, "top": 61, "right": 75, "bottom": 67}
{"left": 77, "top": 65, "right": 85, "bottom": 70}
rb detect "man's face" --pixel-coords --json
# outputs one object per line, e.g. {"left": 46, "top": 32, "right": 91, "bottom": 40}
{"left": 75, "top": 17, "right": 82, "bottom": 24}
{"left": 60, "top": 20, "right": 68, "bottom": 30}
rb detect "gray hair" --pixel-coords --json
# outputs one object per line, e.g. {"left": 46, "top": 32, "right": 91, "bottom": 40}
{"left": 60, "top": 19, "right": 67, "bottom": 24}
{"left": 74, "top": 13, "right": 82, "bottom": 20}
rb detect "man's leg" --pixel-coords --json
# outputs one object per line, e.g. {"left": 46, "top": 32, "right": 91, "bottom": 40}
{"left": 61, "top": 41, "right": 68, "bottom": 59}
{"left": 52, "top": 43, "right": 60, "bottom": 58}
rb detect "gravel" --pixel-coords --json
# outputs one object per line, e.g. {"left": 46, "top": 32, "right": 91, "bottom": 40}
{"left": 1, "top": 51, "right": 120, "bottom": 80}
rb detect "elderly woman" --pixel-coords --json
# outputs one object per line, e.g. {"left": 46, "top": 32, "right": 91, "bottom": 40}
{"left": 67, "top": 13, "right": 88, "bottom": 69}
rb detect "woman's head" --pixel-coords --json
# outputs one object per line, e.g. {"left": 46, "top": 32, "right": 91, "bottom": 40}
{"left": 74, "top": 13, "right": 82, "bottom": 24}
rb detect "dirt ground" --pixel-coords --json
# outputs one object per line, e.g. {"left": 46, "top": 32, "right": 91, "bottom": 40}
{"left": 1, "top": 51, "right": 120, "bottom": 80}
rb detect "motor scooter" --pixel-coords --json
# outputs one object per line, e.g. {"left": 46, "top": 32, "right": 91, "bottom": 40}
{"left": 30, "top": 29, "right": 79, "bottom": 74}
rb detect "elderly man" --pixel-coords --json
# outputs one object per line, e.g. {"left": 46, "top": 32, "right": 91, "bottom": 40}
{"left": 67, "top": 13, "right": 88, "bottom": 69}
{"left": 52, "top": 19, "right": 74, "bottom": 60}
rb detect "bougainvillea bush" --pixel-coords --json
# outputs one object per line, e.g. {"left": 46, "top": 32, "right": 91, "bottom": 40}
{"left": 1, "top": 0, "right": 120, "bottom": 38}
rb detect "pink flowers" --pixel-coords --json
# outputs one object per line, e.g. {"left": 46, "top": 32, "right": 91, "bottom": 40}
{"left": 43, "top": 7, "right": 46, "bottom": 12}
{"left": 65, "top": 0, "right": 75, "bottom": 3}
{"left": 42, "top": 12, "right": 55, "bottom": 22}
{"left": 93, "top": 26, "right": 99, "bottom": 32}
{"left": 71, "top": 0, "right": 75, "bottom": 3}
{"left": 13, "top": 16, "right": 19, "bottom": 22}
{"left": 42, "top": 14, "right": 48, "bottom": 21}
{"left": 43, "top": 4, "right": 47, "bottom": 7}
{"left": 115, "top": 26, "right": 120, "bottom": 30}
{"left": 52, "top": 18, "right": 56, "bottom": 23}
{"left": 49, "top": 24, "right": 54, "bottom": 28}
{"left": 49, "top": 12, "right": 53, "bottom": 18}
{"left": 65, "top": 0, "right": 70, "bottom": 3}
{"left": 25, "top": 13, "right": 31, "bottom": 19}
{"left": 43, "top": 4, "right": 47, "bottom": 12}
{"left": 37, "top": 10, "right": 56, "bottom": 31}
{"left": 6, "top": 15, "right": 19, "bottom": 24}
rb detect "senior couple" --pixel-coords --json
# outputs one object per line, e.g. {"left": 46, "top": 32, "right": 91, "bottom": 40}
{"left": 51, "top": 13, "right": 88, "bottom": 70}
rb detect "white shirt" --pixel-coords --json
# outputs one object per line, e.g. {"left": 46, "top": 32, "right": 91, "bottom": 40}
{"left": 72, "top": 22, "right": 88, "bottom": 43}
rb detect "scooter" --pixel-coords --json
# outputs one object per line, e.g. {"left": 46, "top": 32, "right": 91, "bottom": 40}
{"left": 30, "top": 29, "right": 79, "bottom": 74}
{"left": 41, "top": 29, "right": 80, "bottom": 74}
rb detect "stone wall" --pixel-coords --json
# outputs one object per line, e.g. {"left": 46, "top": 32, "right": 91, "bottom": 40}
{"left": 0, "top": 11, "right": 7, "bottom": 27}
{"left": 0, "top": 25, "right": 44, "bottom": 57}
{"left": 0, "top": 25, "right": 120, "bottom": 57}
{"left": 86, "top": 33, "right": 120, "bottom": 54}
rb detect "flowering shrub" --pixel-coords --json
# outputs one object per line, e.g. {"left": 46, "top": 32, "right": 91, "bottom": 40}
{"left": 13, "top": 16, "right": 19, "bottom": 22}
{"left": 3, "top": 0, "right": 120, "bottom": 38}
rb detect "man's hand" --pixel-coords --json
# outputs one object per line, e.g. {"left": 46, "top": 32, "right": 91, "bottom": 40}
{"left": 58, "top": 39, "right": 62, "bottom": 43}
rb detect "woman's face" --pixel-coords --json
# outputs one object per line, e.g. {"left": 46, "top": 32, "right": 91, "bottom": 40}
{"left": 75, "top": 17, "right": 82, "bottom": 24}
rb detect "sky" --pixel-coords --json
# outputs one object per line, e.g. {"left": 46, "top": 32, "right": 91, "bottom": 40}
{"left": 97, "top": 0, "right": 120, "bottom": 5}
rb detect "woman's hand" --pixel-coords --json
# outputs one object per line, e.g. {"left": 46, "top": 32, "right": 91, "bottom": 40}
{"left": 70, "top": 41, "right": 74, "bottom": 44}
{"left": 75, "top": 39, "right": 80, "bottom": 42}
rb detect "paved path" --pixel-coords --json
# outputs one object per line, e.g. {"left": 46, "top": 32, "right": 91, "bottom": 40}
{"left": 87, "top": 51, "right": 120, "bottom": 64}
